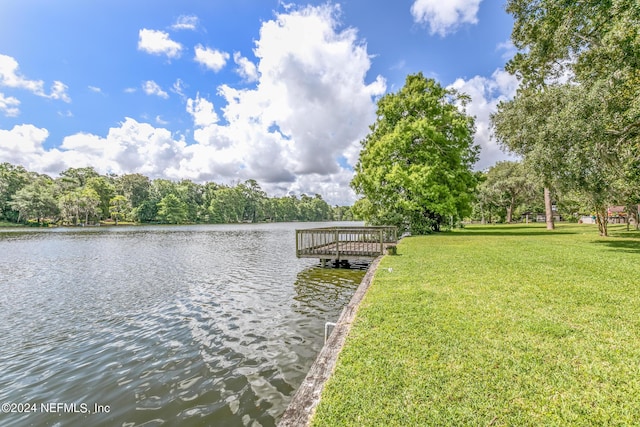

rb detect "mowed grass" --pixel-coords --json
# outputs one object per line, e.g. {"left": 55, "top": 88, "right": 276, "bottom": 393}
{"left": 310, "top": 224, "right": 640, "bottom": 426}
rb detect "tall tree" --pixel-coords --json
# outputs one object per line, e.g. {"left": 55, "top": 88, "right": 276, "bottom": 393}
{"left": 351, "top": 73, "right": 478, "bottom": 233}
{"left": 492, "top": 86, "right": 568, "bottom": 230}
{"left": 58, "top": 188, "right": 101, "bottom": 225}
{"left": 157, "top": 194, "right": 188, "bottom": 224}
{"left": 10, "top": 177, "right": 58, "bottom": 224}
{"left": 176, "top": 180, "right": 204, "bottom": 222}
{"left": 116, "top": 173, "right": 151, "bottom": 209}
{"left": 86, "top": 176, "right": 115, "bottom": 219}
{"left": 239, "top": 179, "right": 266, "bottom": 222}
{"left": 209, "top": 186, "right": 245, "bottom": 223}
{"left": 0, "top": 163, "right": 32, "bottom": 222}
{"left": 109, "top": 195, "right": 129, "bottom": 225}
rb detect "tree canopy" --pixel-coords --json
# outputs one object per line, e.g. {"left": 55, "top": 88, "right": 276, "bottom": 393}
{"left": 351, "top": 73, "right": 478, "bottom": 234}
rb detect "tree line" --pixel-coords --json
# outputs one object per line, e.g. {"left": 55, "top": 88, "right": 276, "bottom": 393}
{"left": 471, "top": 160, "right": 639, "bottom": 229}
{"left": 0, "top": 163, "right": 354, "bottom": 226}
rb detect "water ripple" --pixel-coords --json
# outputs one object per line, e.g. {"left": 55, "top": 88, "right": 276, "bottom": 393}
{"left": 0, "top": 223, "right": 365, "bottom": 426}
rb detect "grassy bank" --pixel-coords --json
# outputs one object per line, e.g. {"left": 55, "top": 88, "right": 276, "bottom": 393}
{"left": 310, "top": 224, "right": 640, "bottom": 426}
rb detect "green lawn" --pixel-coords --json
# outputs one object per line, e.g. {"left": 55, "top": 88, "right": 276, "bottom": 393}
{"left": 310, "top": 224, "right": 640, "bottom": 426}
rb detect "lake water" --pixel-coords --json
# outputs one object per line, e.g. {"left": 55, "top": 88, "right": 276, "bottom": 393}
{"left": 0, "top": 222, "right": 366, "bottom": 427}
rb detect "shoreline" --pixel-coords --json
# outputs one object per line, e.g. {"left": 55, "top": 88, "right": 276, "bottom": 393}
{"left": 278, "top": 256, "right": 384, "bottom": 427}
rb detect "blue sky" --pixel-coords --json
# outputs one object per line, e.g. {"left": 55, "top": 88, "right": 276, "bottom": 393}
{"left": 0, "top": 0, "right": 518, "bottom": 205}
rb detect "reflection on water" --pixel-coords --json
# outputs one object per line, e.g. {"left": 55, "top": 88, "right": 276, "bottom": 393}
{"left": 0, "top": 223, "right": 366, "bottom": 426}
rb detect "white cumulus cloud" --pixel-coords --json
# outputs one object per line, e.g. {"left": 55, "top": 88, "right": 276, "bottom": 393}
{"left": 0, "top": 125, "right": 53, "bottom": 169}
{"left": 194, "top": 45, "right": 230, "bottom": 72}
{"left": 233, "top": 52, "right": 259, "bottom": 82}
{"left": 0, "top": 93, "right": 20, "bottom": 117}
{"left": 183, "top": 3, "right": 386, "bottom": 197}
{"left": 411, "top": 0, "right": 483, "bottom": 36}
{"left": 58, "top": 118, "right": 187, "bottom": 178}
{"left": 0, "top": 54, "right": 71, "bottom": 102}
{"left": 448, "top": 69, "right": 520, "bottom": 170}
{"left": 138, "top": 29, "right": 183, "bottom": 58}
{"left": 186, "top": 94, "right": 219, "bottom": 127}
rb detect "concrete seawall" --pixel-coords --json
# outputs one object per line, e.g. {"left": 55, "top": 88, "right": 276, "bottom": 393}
{"left": 278, "top": 256, "right": 383, "bottom": 426}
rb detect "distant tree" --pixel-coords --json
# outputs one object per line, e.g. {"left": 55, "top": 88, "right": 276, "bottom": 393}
{"left": 157, "top": 194, "right": 188, "bottom": 224}
{"left": 309, "top": 194, "right": 333, "bottom": 221}
{"left": 239, "top": 179, "right": 267, "bottom": 222}
{"left": 351, "top": 73, "right": 479, "bottom": 233}
{"left": 109, "top": 195, "right": 129, "bottom": 225}
{"left": 176, "top": 180, "right": 204, "bottom": 222}
{"left": 58, "top": 167, "right": 100, "bottom": 192}
{"left": 78, "top": 188, "right": 101, "bottom": 225}
{"left": 0, "top": 163, "right": 32, "bottom": 222}
{"left": 279, "top": 195, "right": 299, "bottom": 222}
{"left": 333, "top": 205, "right": 355, "bottom": 221}
{"left": 10, "top": 177, "right": 58, "bottom": 224}
{"left": 116, "top": 173, "right": 151, "bottom": 209}
{"left": 473, "top": 173, "right": 500, "bottom": 224}
{"left": 58, "top": 188, "right": 101, "bottom": 225}
{"left": 86, "top": 176, "right": 115, "bottom": 219}
{"left": 481, "top": 161, "right": 536, "bottom": 223}
{"left": 131, "top": 199, "right": 158, "bottom": 223}
{"left": 209, "top": 186, "right": 245, "bottom": 223}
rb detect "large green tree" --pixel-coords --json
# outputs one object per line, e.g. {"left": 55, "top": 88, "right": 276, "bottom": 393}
{"left": 58, "top": 187, "right": 101, "bottom": 225}
{"left": 209, "top": 186, "right": 245, "bottom": 223}
{"left": 109, "top": 195, "right": 129, "bottom": 225}
{"left": 0, "top": 163, "right": 32, "bottom": 222}
{"left": 157, "top": 193, "right": 188, "bottom": 224}
{"left": 116, "top": 173, "right": 151, "bottom": 209}
{"left": 10, "top": 177, "right": 58, "bottom": 224}
{"left": 351, "top": 73, "right": 478, "bottom": 234}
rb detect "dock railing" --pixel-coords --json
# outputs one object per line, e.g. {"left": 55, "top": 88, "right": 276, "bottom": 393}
{"left": 296, "top": 226, "right": 398, "bottom": 261}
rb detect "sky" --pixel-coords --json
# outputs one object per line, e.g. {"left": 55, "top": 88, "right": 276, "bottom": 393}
{"left": 0, "top": 0, "right": 519, "bottom": 205}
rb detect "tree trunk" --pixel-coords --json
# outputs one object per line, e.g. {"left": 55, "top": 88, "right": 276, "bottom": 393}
{"left": 595, "top": 204, "right": 608, "bottom": 237}
{"left": 506, "top": 196, "right": 516, "bottom": 223}
{"left": 626, "top": 213, "right": 630, "bottom": 231}
{"left": 544, "top": 187, "right": 555, "bottom": 230}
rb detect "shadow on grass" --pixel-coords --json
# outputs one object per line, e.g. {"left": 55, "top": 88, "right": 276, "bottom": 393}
{"left": 591, "top": 238, "right": 640, "bottom": 254}
{"left": 448, "top": 227, "right": 577, "bottom": 237}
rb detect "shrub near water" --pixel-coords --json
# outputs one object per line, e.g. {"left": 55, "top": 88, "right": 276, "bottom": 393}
{"left": 311, "top": 224, "right": 640, "bottom": 426}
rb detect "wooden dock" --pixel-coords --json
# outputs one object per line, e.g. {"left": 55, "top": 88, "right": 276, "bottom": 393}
{"left": 296, "top": 226, "right": 397, "bottom": 266}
